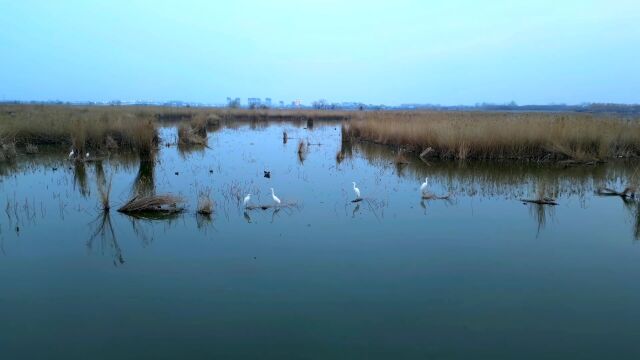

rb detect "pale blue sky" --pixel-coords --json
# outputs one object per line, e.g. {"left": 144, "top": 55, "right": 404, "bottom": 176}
{"left": 1, "top": 0, "right": 638, "bottom": 105}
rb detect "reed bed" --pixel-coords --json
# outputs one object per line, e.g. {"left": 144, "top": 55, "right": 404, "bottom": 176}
{"left": 344, "top": 111, "right": 640, "bottom": 161}
{"left": 0, "top": 105, "right": 348, "bottom": 153}
{"left": 0, "top": 105, "right": 159, "bottom": 156}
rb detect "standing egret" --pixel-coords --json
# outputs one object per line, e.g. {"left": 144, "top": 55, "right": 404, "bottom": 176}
{"left": 243, "top": 194, "right": 251, "bottom": 207}
{"left": 420, "top": 177, "right": 429, "bottom": 195}
{"left": 85, "top": 152, "right": 90, "bottom": 158}
{"left": 68, "top": 149, "right": 74, "bottom": 159}
{"left": 352, "top": 182, "right": 361, "bottom": 199}
{"left": 270, "top": 188, "right": 281, "bottom": 205}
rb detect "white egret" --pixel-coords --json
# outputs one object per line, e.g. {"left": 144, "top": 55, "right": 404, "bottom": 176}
{"left": 243, "top": 194, "right": 251, "bottom": 207}
{"left": 270, "top": 188, "right": 281, "bottom": 205}
{"left": 85, "top": 152, "right": 90, "bottom": 158}
{"left": 352, "top": 182, "right": 361, "bottom": 199}
{"left": 68, "top": 149, "right": 74, "bottom": 158}
{"left": 420, "top": 177, "right": 429, "bottom": 195}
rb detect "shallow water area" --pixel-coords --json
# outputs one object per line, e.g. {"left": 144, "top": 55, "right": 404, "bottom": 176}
{"left": 1, "top": 121, "right": 640, "bottom": 359}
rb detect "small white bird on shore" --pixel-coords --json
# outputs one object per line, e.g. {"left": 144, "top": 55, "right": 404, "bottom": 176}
{"left": 243, "top": 194, "right": 251, "bottom": 207}
{"left": 352, "top": 182, "right": 361, "bottom": 199}
{"left": 68, "top": 149, "right": 74, "bottom": 158}
{"left": 420, "top": 177, "right": 429, "bottom": 195}
{"left": 85, "top": 152, "right": 90, "bottom": 158}
{"left": 270, "top": 188, "right": 281, "bottom": 205}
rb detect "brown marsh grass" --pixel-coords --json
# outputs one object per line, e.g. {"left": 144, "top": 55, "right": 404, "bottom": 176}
{"left": 197, "top": 189, "right": 214, "bottom": 215}
{"left": 0, "top": 105, "right": 347, "bottom": 151}
{"left": 344, "top": 111, "right": 640, "bottom": 161}
{"left": 98, "top": 175, "right": 112, "bottom": 211}
{"left": 118, "top": 194, "right": 184, "bottom": 214}
{"left": 0, "top": 105, "right": 159, "bottom": 156}
{"left": 178, "top": 117, "right": 208, "bottom": 146}
{"left": 0, "top": 137, "right": 17, "bottom": 162}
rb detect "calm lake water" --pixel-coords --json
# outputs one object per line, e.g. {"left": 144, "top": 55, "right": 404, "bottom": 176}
{"left": 2, "top": 121, "right": 640, "bottom": 359}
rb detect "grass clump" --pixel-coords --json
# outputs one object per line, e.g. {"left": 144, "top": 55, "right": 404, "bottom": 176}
{"left": 118, "top": 194, "right": 184, "bottom": 214}
{"left": 196, "top": 189, "right": 214, "bottom": 215}
{"left": 25, "top": 143, "right": 38, "bottom": 154}
{"left": 98, "top": 176, "right": 112, "bottom": 211}
{"left": 178, "top": 117, "right": 208, "bottom": 146}
{"left": 0, "top": 138, "right": 17, "bottom": 161}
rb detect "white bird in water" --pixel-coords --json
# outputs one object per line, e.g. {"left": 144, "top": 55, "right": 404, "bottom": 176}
{"left": 352, "top": 182, "right": 361, "bottom": 199}
{"left": 243, "top": 194, "right": 251, "bottom": 207}
{"left": 270, "top": 188, "right": 281, "bottom": 205}
{"left": 420, "top": 177, "right": 429, "bottom": 195}
{"left": 68, "top": 149, "right": 74, "bottom": 158}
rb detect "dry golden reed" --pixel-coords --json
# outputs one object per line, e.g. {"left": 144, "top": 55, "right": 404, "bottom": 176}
{"left": 344, "top": 111, "right": 640, "bottom": 161}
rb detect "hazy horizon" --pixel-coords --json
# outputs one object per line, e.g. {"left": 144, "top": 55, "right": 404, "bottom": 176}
{"left": 1, "top": 0, "right": 639, "bottom": 105}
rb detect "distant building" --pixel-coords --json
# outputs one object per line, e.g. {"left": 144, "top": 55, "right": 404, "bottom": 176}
{"left": 292, "top": 99, "right": 302, "bottom": 107}
{"left": 248, "top": 98, "right": 261, "bottom": 108}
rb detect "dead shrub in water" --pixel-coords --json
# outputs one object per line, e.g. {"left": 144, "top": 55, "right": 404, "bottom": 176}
{"left": 95, "top": 161, "right": 112, "bottom": 211}
{"left": 297, "top": 139, "right": 308, "bottom": 163}
{"left": 98, "top": 176, "right": 112, "bottom": 211}
{"left": 197, "top": 189, "right": 214, "bottom": 215}
{"left": 118, "top": 194, "right": 184, "bottom": 214}
{"left": 297, "top": 139, "right": 307, "bottom": 154}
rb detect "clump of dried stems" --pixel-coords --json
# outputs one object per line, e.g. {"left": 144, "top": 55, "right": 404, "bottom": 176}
{"left": 117, "top": 194, "right": 184, "bottom": 214}
{"left": 197, "top": 189, "right": 214, "bottom": 215}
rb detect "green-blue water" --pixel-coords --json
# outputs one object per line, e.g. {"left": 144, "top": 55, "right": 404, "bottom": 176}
{"left": 1, "top": 122, "right": 640, "bottom": 359}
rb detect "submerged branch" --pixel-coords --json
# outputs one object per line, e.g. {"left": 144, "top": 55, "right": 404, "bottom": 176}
{"left": 520, "top": 198, "right": 558, "bottom": 206}
{"left": 596, "top": 187, "right": 636, "bottom": 199}
{"left": 245, "top": 202, "right": 298, "bottom": 211}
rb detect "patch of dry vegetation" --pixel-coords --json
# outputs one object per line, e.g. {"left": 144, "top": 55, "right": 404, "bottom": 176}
{"left": 118, "top": 194, "right": 184, "bottom": 214}
{"left": 394, "top": 149, "right": 409, "bottom": 165}
{"left": 178, "top": 116, "right": 208, "bottom": 146}
{"left": 344, "top": 111, "right": 640, "bottom": 161}
{"left": 0, "top": 105, "right": 159, "bottom": 157}
{"left": 0, "top": 137, "right": 16, "bottom": 162}
{"left": 98, "top": 175, "right": 112, "bottom": 211}
{"left": 25, "top": 143, "right": 39, "bottom": 154}
{"left": 196, "top": 188, "right": 214, "bottom": 215}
